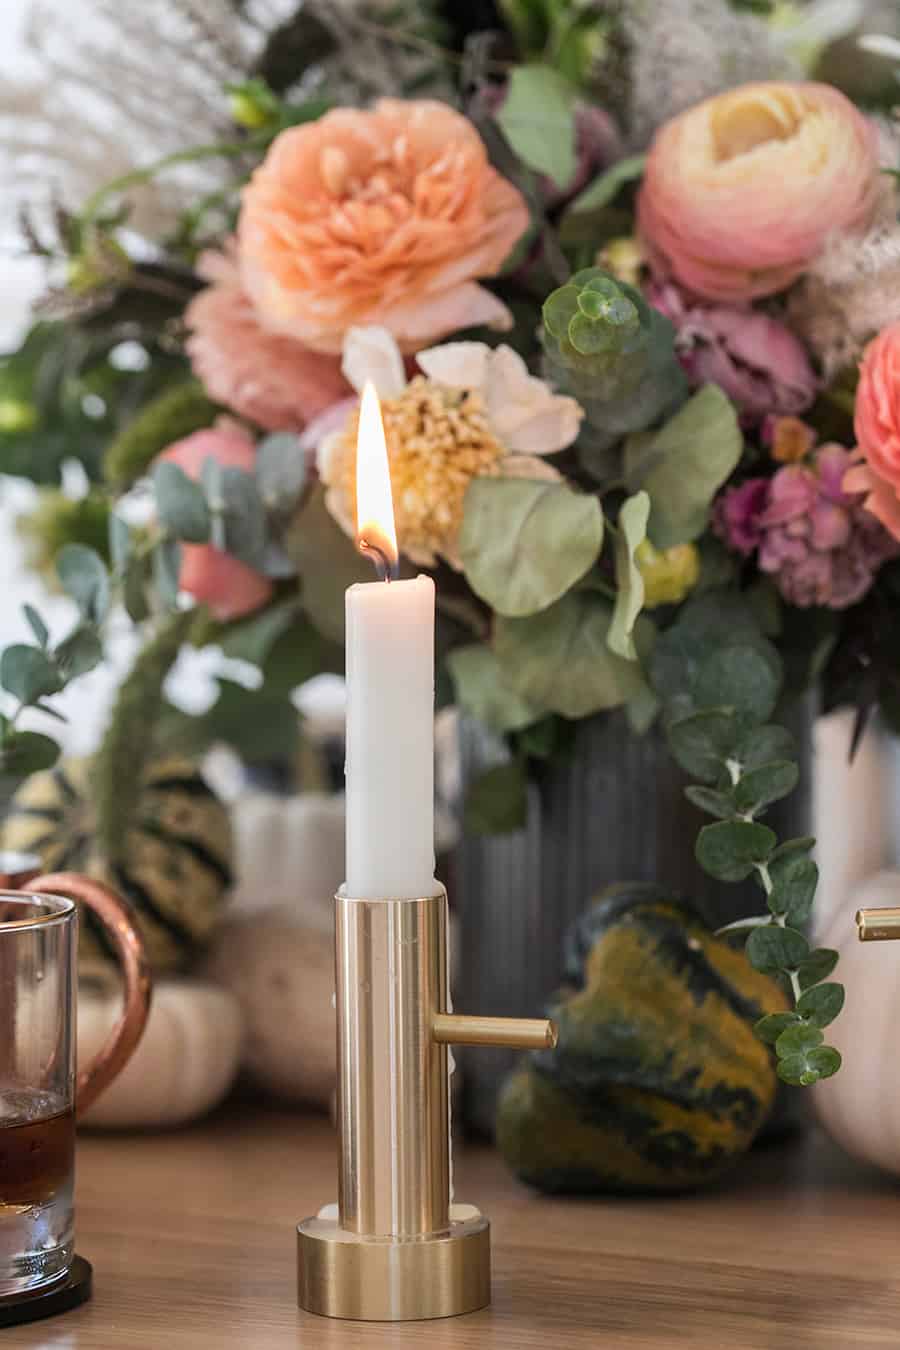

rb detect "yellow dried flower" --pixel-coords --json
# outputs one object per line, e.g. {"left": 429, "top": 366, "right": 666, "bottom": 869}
{"left": 596, "top": 237, "right": 645, "bottom": 289}
{"left": 769, "top": 415, "right": 816, "bottom": 464}
{"left": 636, "top": 539, "right": 700, "bottom": 608}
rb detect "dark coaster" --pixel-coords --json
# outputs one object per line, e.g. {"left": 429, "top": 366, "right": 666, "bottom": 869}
{"left": 0, "top": 1256, "right": 93, "bottom": 1327}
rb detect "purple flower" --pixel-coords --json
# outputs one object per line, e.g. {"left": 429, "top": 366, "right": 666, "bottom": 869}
{"left": 714, "top": 478, "right": 770, "bottom": 556}
{"left": 646, "top": 281, "right": 818, "bottom": 422}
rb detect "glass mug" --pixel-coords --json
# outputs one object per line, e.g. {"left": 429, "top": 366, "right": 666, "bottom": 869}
{"left": 0, "top": 855, "right": 151, "bottom": 1297}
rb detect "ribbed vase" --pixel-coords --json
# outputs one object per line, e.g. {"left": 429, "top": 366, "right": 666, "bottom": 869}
{"left": 453, "top": 700, "right": 814, "bottom": 1137}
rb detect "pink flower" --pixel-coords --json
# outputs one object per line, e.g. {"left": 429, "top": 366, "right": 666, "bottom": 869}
{"left": 185, "top": 243, "right": 349, "bottom": 432}
{"left": 720, "top": 445, "right": 900, "bottom": 609}
{"left": 238, "top": 99, "right": 529, "bottom": 354}
{"left": 637, "top": 82, "right": 880, "bottom": 303}
{"left": 158, "top": 421, "right": 273, "bottom": 621}
{"left": 851, "top": 321, "right": 900, "bottom": 540}
{"left": 647, "top": 280, "right": 817, "bottom": 421}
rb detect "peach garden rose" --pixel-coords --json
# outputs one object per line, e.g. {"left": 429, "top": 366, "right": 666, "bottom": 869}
{"left": 637, "top": 82, "right": 880, "bottom": 303}
{"left": 845, "top": 322, "right": 900, "bottom": 541}
{"left": 238, "top": 99, "right": 530, "bottom": 355}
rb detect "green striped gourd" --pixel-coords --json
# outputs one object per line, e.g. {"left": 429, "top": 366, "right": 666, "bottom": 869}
{"left": 496, "top": 884, "right": 787, "bottom": 1194}
{"left": 4, "top": 756, "right": 233, "bottom": 974}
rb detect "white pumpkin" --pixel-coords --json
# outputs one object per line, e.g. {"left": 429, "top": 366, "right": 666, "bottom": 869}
{"left": 227, "top": 792, "right": 345, "bottom": 930}
{"left": 203, "top": 915, "right": 336, "bottom": 1108}
{"left": 78, "top": 979, "right": 244, "bottom": 1130}
{"left": 812, "top": 871, "right": 900, "bottom": 1174}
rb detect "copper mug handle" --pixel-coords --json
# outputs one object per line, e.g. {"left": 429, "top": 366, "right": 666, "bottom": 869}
{"left": 21, "top": 872, "right": 153, "bottom": 1115}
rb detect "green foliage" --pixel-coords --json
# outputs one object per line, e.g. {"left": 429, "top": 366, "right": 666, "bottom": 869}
{"left": 609, "top": 491, "right": 649, "bottom": 660}
{"left": 283, "top": 485, "right": 377, "bottom": 643}
{"left": 464, "top": 759, "right": 529, "bottom": 835}
{"left": 255, "top": 433, "right": 306, "bottom": 514}
{"left": 496, "top": 65, "right": 577, "bottom": 188}
{"left": 494, "top": 592, "right": 650, "bottom": 719}
{"left": 56, "top": 544, "right": 111, "bottom": 624}
{"left": 447, "top": 643, "right": 540, "bottom": 734}
{"left": 153, "top": 462, "right": 211, "bottom": 543}
{"left": 104, "top": 380, "right": 219, "bottom": 487}
{"left": 460, "top": 478, "right": 604, "bottom": 618}
{"left": 651, "top": 593, "right": 842, "bottom": 1086}
{"left": 565, "top": 154, "right": 646, "bottom": 217}
{"left": 624, "top": 386, "right": 743, "bottom": 549}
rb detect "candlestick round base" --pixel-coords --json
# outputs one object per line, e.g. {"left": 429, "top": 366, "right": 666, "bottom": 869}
{"left": 297, "top": 1204, "right": 490, "bottom": 1321}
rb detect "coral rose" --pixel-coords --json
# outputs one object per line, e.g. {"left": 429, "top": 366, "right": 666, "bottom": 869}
{"left": 638, "top": 82, "right": 880, "bottom": 303}
{"left": 158, "top": 421, "right": 273, "bottom": 621}
{"left": 185, "top": 243, "right": 349, "bottom": 432}
{"left": 238, "top": 99, "right": 529, "bottom": 354}
{"left": 849, "top": 321, "right": 900, "bottom": 540}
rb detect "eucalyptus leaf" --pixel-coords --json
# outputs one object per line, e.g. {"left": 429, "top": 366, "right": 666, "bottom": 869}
{"left": 0, "top": 645, "right": 63, "bottom": 704}
{"left": 447, "top": 643, "right": 540, "bottom": 734}
{"left": 684, "top": 785, "right": 735, "bottom": 819}
{"left": 775, "top": 1023, "right": 824, "bottom": 1057}
{"left": 609, "top": 491, "right": 648, "bottom": 660}
{"left": 153, "top": 461, "right": 211, "bottom": 543}
{"left": 218, "top": 601, "right": 300, "bottom": 668}
{"left": 153, "top": 538, "right": 182, "bottom": 609}
{"left": 737, "top": 725, "right": 797, "bottom": 771}
{"left": 496, "top": 64, "right": 576, "bottom": 187}
{"left": 627, "top": 385, "right": 742, "bottom": 549}
{"left": 56, "top": 544, "right": 110, "bottom": 624}
{"left": 0, "top": 729, "right": 60, "bottom": 783}
{"left": 22, "top": 604, "right": 49, "bottom": 649}
{"left": 460, "top": 478, "right": 604, "bottom": 618}
{"left": 109, "top": 512, "right": 131, "bottom": 572}
{"left": 255, "top": 432, "right": 306, "bottom": 511}
{"left": 54, "top": 626, "right": 104, "bottom": 680}
{"left": 777, "top": 1045, "right": 841, "bottom": 1086}
{"left": 123, "top": 553, "right": 151, "bottom": 623}
{"left": 565, "top": 153, "right": 646, "bottom": 216}
{"left": 221, "top": 468, "right": 269, "bottom": 568}
{"left": 696, "top": 819, "right": 777, "bottom": 882}
{"left": 733, "top": 760, "right": 799, "bottom": 815}
{"left": 494, "top": 593, "right": 649, "bottom": 719}
{"left": 754, "top": 1011, "right": 801, "bottom": 1045}
{"left": 464, "top": 759, "right": 528, "bottom": 835}
{"left": 745, "top": 923, "right": 809, "bottom": 975}
{"left": 695, "top": 644, "right": 781, "bottom": 726}
{"left": 796, "top": 982, "right": 844, "bottom": 1028}
{"left": 667, "top": 709, "right": 740, "bottom": 783}
{"left": 797, "top": 947, "right": 839, "bottom": 991}
{"left": 768, "top": 851, "right": 818, "bottom": 926}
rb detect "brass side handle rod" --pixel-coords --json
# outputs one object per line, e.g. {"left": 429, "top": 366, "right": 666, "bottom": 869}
{"left": 432, "top": 1012, "right": 558, "bottom": 1050}
{"left": 857, "top": 907, "right": 900, "bottom": 941}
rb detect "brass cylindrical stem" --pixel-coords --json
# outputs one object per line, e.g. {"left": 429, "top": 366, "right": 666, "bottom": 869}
{"left": 432, "top": 1012, "right": 557, "bottom": 1050}
{"left": 335, "top": 887, "right": 450, "bottom": 1238}
{"left": 857, "top": 907, "right": 900, "bottom": 941}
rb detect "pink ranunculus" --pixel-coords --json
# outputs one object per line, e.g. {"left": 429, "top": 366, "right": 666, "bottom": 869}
{"left": 637, "top": 82, "right": 880, "bottom": 304}
{"left": 158, "top": 421, "right": 273, "bottom": 621}
{"left": 852, "top": 321, "right": 900, "bottom": 540}
{"left": 185, "top": 243, "right": 350, "bottom": 432}
{"left": 647, "top": 280, "right": 817, "bottom": 422}
{"left": 713, "top": 477, "right": 770, "bottom": 556}
{"left": 238, "top": 99, "right": 530, "bottom": 355}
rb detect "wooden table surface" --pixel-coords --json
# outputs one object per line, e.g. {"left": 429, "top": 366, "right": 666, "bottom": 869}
{"left": 4, "top": 1105, "right": 899, "bottom": 1349}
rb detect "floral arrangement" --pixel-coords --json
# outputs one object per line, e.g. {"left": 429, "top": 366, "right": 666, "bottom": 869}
{"left": 2, "top": 0, "right": 900, "bottom": 1085}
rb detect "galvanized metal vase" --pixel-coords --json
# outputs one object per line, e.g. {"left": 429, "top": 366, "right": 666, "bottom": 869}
{"left": 453, "top": 700, "right": 813, "bottom": 1137}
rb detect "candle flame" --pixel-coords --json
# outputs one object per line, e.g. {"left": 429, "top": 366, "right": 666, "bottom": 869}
{"left": 355, "top": 379, "right": 398, "bottom": 579}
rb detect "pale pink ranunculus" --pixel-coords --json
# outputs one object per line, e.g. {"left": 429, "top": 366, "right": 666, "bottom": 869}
{"left": 158, "top": 421, "right": 273, "bottom": 621}
{"left": 852, "top": 321, "right": 900, "bottom": 540}
{"left": 637, "top": 82, "right": 880, "bottom": 304}
{"left": 185, "top": 243, "right": 350, "bottom": 432}
{"left": 238, "top": 99, "right": 530, "bottom": 355}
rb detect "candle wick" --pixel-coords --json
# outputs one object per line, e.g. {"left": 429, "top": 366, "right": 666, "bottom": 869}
{"left": 359, "top": 537, "right": 399, "bottom": 583}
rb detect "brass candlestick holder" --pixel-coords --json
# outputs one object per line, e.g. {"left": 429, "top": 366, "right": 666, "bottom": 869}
{"left": 857, "top": 906, "right": 900, "bottom": 942}
{"left": 297, "top": 885, "right": 556, "bottom": 1321}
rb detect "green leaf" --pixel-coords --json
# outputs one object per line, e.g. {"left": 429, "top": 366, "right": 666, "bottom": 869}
{"left": 255, "top": 432, "right": 306, "bottom": 512}
{"left": 770, "top": 836, "right": 815, "bottom": 862}
{"left": 153, "top": 538, "right": 182, "bottom": 609}
{"left": 283, "top": 485, "right": 373, "bottom": 643}
{"left": 56, "top": 544, "right": 110, "bottom": 624}
{"left": 123, "top": 554, "right": 151, "bottom": 623}
{"left": 202, "top": 678, "right": 299, "bottom": 763}
{"left": 768, "top": 851, "right": 818, "bottom": 926}
{"left": 754, "top": 1011, "right": 801, "bottom": 1045}
{"left": 447, "top": 643, "right": 540, "bottom": 734}
{"left": 745, "top": 923, "right": 809, "bottom": 974}
{"left": 495, "top": 64, "right": 576, "bottom": 187}
{"left": 108, "top": 513, "right": 131, "bottom": 572}
{"left": 609, "top": 491, "right": 649, "bottom": 660}
{"left": 697, "top": 819, "right": 777, "bottom": 882}
{"left": 221, "top": 468, "right": 269, "bottom": 568}
{"left": 460, "top": 478, "right": 604, "bottom": 618}
{"left": 464, "top": 759, "right": 528, "bottom": 835}
{"left": 733, "top": 760, "right": 799, "bottom": 815}
{"left": 153, "top": 461, "right": 211, "bottom": 543}
{"left": 104, "top": 380, "right": 219, "bottom": 488}
{"left": 775, "top": 1023, "right": 824, "bottom": 1057}
{"left": 494, "top": 593, "right": 649, "bottom": 719}
{"left": 684, "top": 785, "right": 735, "bottom": 819}
{"left": 695, "top": 644, "right": 781, "bottom": 727}
{"left": 626, "top": 385, "right": 742, "bottom": 549}
{"left": 217, "top": 601, "right": 300, "bottom": 668}
{"left": 566, "top": 153, "right": 646, "bottom": 215}
{"left": 0, "top": 729, "right": 60, "bottom": 784}
{"left": 796, "top": 982, "right": 844, "bottom": 1028}
{"left": 667, "top": 709, "right": 740, "bottom": 783}
{"left": 736, "top": 725, "right": 796, "bottom": 770}
{"left": 797, "top": 947, "right": 839, "bottom": 991}
{"left": 54, "top": 626, "right": 103, "bottom": 680}
{"left": 22, "top": 604, "right": 49, "bottom": 649}
{"left": 0, "top": 645, "right": 63, "bottom": 704}
{"left": 777, "top": 1045, "right": 841, "bottom": 1086}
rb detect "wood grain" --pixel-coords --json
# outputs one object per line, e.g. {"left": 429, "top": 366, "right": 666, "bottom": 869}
{"left": 4, "top": 1106, "right": 900, "bottom": 1348}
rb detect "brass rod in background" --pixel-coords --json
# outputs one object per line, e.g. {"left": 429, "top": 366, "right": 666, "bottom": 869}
{"left": 857, "top": 907, "right": 900, "bottom": 941}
